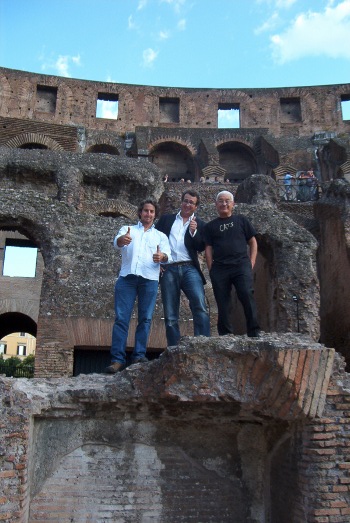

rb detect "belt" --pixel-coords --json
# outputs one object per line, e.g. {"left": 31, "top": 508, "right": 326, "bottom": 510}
{"left": 169, "top": 261, "right": 194, "bottom": 267}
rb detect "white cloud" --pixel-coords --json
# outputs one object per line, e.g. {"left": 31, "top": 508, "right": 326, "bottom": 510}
{"left": 142, "top": 48, "right": 158, "bottom": 67}
{"left": 71, "top": 55, "right": 81, "bottom": 65}
{"left": 159, "top": 29, "right": 170, "bottom": 39}
{"left": 128, "top": 15, "right": 136, "bottom": 29}
{"left": 255, "top": 12, "right": 279, "bottom": 34}
{"left": 42, "top": 54, "right": 81, "bottom": 77}
{"left": 160, "top": 0, "right": 186, "bottom": 14}
{"left": 271, "top": 0, "right": 350, "bottom": 63}
{"left": 218, "top": 108, "right": 240, "bottom": 129}
{"left": 256, "top": 0, "right": 296, "bottom": 7}
{"left": 275, "top": 0, "right": 297, "bottom": 8}
{"left": 177, "top": 18, "right": 186, "bottom": 31}
{"left": 96, "top": 100, "right": 119, "bottom": 120}
{"left": 137, "top": 0, "right": 148, "bottom": 10}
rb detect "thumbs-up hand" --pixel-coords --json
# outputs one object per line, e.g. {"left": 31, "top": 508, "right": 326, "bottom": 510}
{"left": 122, "top": 226, "right": 132, "bottom": 246}
{"left": 189, "top": 216, "right": 197, "bottom": 234}
{"left": 153, "top": 245, "right": 163, "bottom": 264}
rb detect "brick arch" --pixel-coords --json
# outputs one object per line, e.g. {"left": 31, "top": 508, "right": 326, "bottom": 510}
{"left": 86, "top": 143, "right": 120, "bottom": 155}
{"left": 0, "top": 312, "right": 37, "bottom": 339}
{"left": 214, "top": 136, "right": 254, "bottom": 150}
{"left": 4, "top": 133, "right": 63, "bottom": 151}
{"left": 82, "top": 199, "right": 138, "bottom": 220}
{"left": 216, "top": 140, "right": 257, "bottom": 182}
{"left": 149, "top": 139, "right": 196, "bottom": 182}
{"left": 149, "top": 137, "right": 197, "bottom": 156}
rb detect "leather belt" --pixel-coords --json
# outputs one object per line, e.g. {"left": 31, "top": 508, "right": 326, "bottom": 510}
{"left": 169, "top": 261, "right": 193, "bottom": 267}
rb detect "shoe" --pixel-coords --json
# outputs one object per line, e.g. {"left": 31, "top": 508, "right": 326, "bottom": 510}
{"left": 104, "top": 362, "right": 125, "bottom": 374}
{"left": 131, "top": 357, "right": 149, "bottom": 365}
{"left": 248, "top": 330, "right": 262, "bottom": 338}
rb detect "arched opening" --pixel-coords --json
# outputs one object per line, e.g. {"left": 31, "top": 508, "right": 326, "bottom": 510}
{"left": 150, "top": 142, "right": 195, "bottom": 182}
{"left": 0, "top": 312, "right": 37, "bottom": 340}
{"left": 86, "top": 144, "right": 119, "bottom": 155}
{"left": 218, "top": 141, "right": 257, "bottom": 182}
{"left": 19, "top": 143, "right": 48, "bottom": 150}
{"left": 0, "top": 313, "right": 36, "bottom": 377}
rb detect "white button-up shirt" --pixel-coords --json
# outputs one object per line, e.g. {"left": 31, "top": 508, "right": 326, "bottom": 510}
{"left": 168, "top": 212, "right": 195, "bottom": 262}
{"left": 114, "top": 222, "right": 172, "bottom": 281}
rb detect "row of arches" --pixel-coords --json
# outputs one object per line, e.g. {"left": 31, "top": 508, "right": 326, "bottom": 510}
{"left": 4, "top": 133, "right": 259, "bottom": 183}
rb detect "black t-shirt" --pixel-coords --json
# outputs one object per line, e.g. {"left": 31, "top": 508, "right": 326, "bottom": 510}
{"left": 204, "top": 214, "right": 257, "bottom": 266}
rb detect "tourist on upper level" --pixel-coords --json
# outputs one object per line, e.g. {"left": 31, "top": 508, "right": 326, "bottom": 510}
{"left": 105, "top": 199, "right": 172, "bottom": 373}
{"left": 204, "top": 190, "right": 260, "bottom": 338}
{"left": 155, "top": 190, "right": 210, "bottom": 347}
{"left": 283, "top": 172, "right": 294, "bottom": 201}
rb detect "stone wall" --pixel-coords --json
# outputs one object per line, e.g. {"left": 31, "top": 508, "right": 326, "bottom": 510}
{"left": 2, "top": 335, "right": 349, "bottom": 523}
{"left": 1, "top": 68, "right": 350, "bottom": 137}
{"left": 1, "top": 68, "right": 350, "bottom": 521}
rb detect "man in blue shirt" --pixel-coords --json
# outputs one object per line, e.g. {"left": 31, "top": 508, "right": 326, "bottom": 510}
{"left": 105, "top": 199, "right": 172, "bottom": 373}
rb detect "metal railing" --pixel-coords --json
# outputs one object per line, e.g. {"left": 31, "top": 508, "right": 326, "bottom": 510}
{"left": 0, "top": 361, "right": 34, "bottom": 378}
{"left": 277, "top": 180, "right": 320, "bottom": 202}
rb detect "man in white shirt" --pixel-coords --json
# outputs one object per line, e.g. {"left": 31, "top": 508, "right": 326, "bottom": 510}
{"left": 105, "top": 199, "right": 172, "bottom": 373}
{"left": 155, "top": 190, "right": 210, "bottom": 346}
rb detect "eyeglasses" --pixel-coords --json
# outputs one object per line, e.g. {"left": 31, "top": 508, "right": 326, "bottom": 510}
{"left": 217, "top": 199, "right": 233, "bottom": 204}
{"left": 182, "top": 199, "right": 197, "bottom": 206}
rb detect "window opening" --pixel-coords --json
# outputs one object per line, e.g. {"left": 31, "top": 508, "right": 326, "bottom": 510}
{"left": 3, "top": 239, "right": 38, "bottom": 277}
{"left": 96, "top": 93, "right": 119, "bottom": 119}
{"left": 17, "top": 344, "right": 27, "bottom": 356}
{"left": 218, "top": 103, "right": 240, "bottom": 128}
{"left": 280, "top": 98, "right": 302, "bottom": 123}
{"left": 341, "top": 95, "right": 350, "bottom": 120}
{"left": 0, "top": 343, "right": 7, "bottom": 355}
{"left": 159, "top": 97, "right": 180, "bottom": 123}
{"left": 36, "top": 85, "right": 57, "bottom": 114}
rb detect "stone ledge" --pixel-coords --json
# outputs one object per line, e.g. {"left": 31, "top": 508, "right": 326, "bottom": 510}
{"left": 8, "top": 334, "right": 335, "bottom": 421}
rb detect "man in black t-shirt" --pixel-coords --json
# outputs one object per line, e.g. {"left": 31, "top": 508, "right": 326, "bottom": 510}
{"left": 204, "top": 190, "right": 260, "bottom": 337}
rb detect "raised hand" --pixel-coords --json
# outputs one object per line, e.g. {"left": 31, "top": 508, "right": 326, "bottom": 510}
{"left": 189, "top": 216, "right": 197, "bottom": 234}
{"left": 153, "top": 245, "right": 163, "bottom": 263}
{"left": 121, "top": 226, "right": 132, "bottom": 246}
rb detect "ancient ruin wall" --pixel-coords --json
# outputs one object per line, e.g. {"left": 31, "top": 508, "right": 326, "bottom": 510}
{"left": 1, "top": 67, "right": 350, "bottom": 138}
{"left": 1, "top": 335, "right": 349, "bottom": 523}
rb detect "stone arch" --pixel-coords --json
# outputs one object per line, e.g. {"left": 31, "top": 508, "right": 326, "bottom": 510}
{"left": 82, "top": 199, "right": 137, "bottom": 220}
{"left": 0, "top": 312, "right": 37, "bottom": 339}
{"left": 4, "top": 133, "right": 63, "bottom": 151}
{"left": 216, "top": 140, "right": 257, "bottom": 182}
{"left": 0, "top": 225, "right": 46, "bottom": 339}
{"left": 86, "top": 143, "right": 120, "bottom": 155}
{"left": 149, "top": 140, "right": 196, "bottom": 182}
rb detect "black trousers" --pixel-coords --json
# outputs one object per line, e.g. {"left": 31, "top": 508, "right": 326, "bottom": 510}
{"left": 210, "top": 262, "right": 259, "bottom": 336}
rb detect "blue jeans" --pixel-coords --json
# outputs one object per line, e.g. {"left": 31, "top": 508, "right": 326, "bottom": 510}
{"left": 111, "top": 275, "right": 159, "bottom": 364}
{"left": 160, "top": 264, "right": 210, "bottom": 346}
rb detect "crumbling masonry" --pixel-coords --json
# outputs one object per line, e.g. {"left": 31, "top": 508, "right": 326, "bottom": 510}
{"left": 0, "top": 68, "right": 350, "bottom": 521}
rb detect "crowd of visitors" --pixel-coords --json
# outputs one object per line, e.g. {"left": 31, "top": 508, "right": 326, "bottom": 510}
{"left": 282, "top": 168, "right": 318, "bottom": 201}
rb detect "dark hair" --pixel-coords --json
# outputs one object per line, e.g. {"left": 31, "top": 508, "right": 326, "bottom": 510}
{"left": 138, "top": 199, "right": 159, "bottom": 219}
{"left": 181, "top": 189, "right": 200, "bottom": 206}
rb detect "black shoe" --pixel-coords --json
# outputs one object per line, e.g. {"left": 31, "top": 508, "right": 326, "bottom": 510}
{"left": 131, "top": 357, "right": 149, "bottom": 365}
{"left": 248, "top": 330, "right": 262, "bottom": 338}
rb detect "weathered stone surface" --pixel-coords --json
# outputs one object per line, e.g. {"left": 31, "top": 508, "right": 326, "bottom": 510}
{"left": 1, "top": 336, "right": 349, "bottom": 523}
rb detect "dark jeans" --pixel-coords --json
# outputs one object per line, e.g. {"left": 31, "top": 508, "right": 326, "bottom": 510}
{"left": 210, "top": 263, "right": 259, "bottom": 336}
{"left": 160, "top": 264, "right": 210, "bottom": 346}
